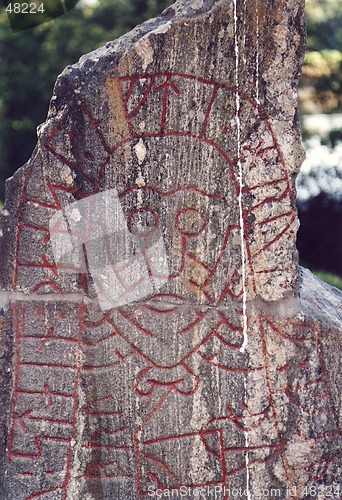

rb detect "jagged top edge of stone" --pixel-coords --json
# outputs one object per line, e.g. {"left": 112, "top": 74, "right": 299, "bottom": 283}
{"left": 77, "top": 0, "right": 223, "bottom": 68}
{"left": 47, "top": 0, "right": 228, "bottom": 118}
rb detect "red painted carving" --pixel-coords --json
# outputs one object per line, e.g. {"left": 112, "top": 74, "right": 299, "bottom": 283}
{"left": 7, "top": 74, "right": 338, "bottom": 499}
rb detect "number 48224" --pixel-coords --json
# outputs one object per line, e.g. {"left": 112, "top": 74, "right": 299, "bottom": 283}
{"left": 6, "top": 3, "right": 45, "bottom": 14}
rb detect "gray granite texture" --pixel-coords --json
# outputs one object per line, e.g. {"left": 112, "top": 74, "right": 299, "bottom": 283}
{"left": 0, "top": 0, "right": 341, "bottom": 498}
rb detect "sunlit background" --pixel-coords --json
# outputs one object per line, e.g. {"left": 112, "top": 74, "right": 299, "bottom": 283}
{"left": 296, "top": 0, "right": 342, "bottom": 288}
{"left": 0, "top": 0, "right": 341, "bottom": 288}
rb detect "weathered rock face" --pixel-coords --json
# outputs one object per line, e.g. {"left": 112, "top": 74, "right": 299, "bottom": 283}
{"left": 0, "top": 1, "right": 341, "bottom": 499}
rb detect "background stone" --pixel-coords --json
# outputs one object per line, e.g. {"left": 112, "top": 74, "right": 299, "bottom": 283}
{"left": 0, "top": 1, "right": 340, "bottom": 499}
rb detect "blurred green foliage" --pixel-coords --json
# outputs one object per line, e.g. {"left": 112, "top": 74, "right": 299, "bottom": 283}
{"left": 0, "top": 0, "right": 173, "bottom": 199}
{"left": 305, "top": 0, "right": 342, "bottom": 51}
{"left": 313, "top": 270, "right": 342, "bottom": 290}
{"left": 297, "top": 0, "right": 342, "bottom": 283}
{"left": 300, "top": 0, "right": 342, "bottom": 113}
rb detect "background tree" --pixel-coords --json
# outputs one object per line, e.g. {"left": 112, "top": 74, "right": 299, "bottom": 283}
{"left": 0, "top": 0, "right": 173, "bottom": 199}
{"left": 297, "top": 0, "right": 342, "bottom": 283}
{"left": 300, "top": 0, "right": 342, "bottom": 113}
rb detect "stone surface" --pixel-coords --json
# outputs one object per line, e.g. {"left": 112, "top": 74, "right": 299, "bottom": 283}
{"left": 0, "top": 0, "right": 341, "bottom": 499}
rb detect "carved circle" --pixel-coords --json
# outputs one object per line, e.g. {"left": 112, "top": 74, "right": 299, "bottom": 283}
{"left": 175, "top": 208, "right": 206, "bottom": 236}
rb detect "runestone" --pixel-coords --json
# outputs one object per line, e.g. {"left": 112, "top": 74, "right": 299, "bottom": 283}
{"left": 0, "top": 1, "right": 341, "bottom": 499}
